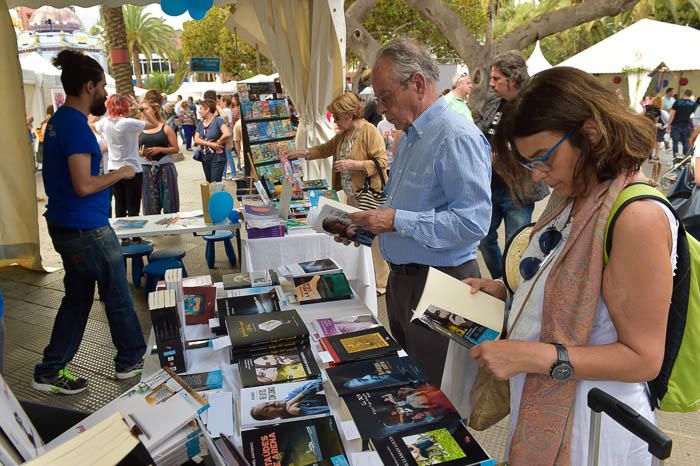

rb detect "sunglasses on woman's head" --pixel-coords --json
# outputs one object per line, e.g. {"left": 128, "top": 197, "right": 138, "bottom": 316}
{"left": 519, "top": 226, "right": 563, "bottom": 281}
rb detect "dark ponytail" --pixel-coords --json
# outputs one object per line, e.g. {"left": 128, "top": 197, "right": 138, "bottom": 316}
{"left": 53, "top": 50, "right": 104, "bottom": 97}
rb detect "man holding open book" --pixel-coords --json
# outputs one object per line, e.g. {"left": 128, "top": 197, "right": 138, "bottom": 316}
{"left": 344, "top": 39, "right": 492, "bottom": 387}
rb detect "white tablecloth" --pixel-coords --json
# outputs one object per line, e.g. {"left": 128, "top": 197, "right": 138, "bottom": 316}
{"left": 111, "top": 211, "right": 241, "bottom": 239}
{"left": 241, "top": 228, "right": 378, "bottom": 314}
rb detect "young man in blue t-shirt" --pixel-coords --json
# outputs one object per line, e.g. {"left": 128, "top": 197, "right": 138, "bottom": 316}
{"left": 667, "top": 88, "right": 699, "bottom": 159}
{"left": 32, "top": 50, "right": 146, "bottom": 395}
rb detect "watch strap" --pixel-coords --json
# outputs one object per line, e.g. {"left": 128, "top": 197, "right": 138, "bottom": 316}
{"left": 553, "top": 343, "right": 569, "bottom": 363}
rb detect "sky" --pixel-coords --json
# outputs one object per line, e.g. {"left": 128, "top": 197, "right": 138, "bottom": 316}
{"left": 74, "top": 4, "right": 192, "bottom": 31}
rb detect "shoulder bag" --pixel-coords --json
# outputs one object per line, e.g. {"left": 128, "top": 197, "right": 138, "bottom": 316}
{"left": 354, "top": 158, "right": 388, "bottom": 211}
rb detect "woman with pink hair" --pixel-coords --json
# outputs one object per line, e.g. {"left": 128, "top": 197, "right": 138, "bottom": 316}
{"left": 94, "top": 95, "right": 156, "bottom": 244}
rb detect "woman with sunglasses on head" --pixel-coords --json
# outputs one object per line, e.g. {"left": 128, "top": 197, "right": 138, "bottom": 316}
{"left": 464, "top": 67, "right": 675, "bottom": 466}
{"left": 138, "top": 94, "right": 180, "bottom": 214}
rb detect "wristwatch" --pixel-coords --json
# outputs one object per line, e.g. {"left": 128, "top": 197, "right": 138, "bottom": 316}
{"left": 549, "top": 343, "right": 574, "bottom": 381}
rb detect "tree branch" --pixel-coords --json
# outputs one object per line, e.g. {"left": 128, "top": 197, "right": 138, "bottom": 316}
{"left": 404, "top": 0, "right": 484, "bottom": 64}
{"left": 496, "top": 0, "right": 640, "bottom": 52}
{"left": 345, "top": 0, "right": 381, "bottom": 66}
{"left": 346, "top": 15, "right": 382, "bottom": 65}
{"left": 346, "top": 0, "right": 380, "bottom": 20}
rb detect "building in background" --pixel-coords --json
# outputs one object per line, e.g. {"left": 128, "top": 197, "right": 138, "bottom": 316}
{"left": 14, "top": 6, "right": 107, "bottom": 71}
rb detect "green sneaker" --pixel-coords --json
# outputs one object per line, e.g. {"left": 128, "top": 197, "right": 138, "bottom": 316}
{"left": 116, "top": 359, "right": 144, "bottom": 380}
{"left": 31, "top": 368, "right": 88, "bottom": 395}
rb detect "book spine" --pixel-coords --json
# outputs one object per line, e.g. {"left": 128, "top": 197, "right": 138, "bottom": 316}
{"left": 320, "top": 337, "right": 342, "bottom": 364}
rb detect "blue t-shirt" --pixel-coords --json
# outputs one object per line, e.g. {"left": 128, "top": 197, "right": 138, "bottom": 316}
{"left": 43, "top": 106, "right": 110, "bottom": 229}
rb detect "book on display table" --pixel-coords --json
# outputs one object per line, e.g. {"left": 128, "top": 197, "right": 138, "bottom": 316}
{"left": 326, "top": 355, "right": 428, "bottom": 397}
{"left": 342, "top": 383, "right": 459, "bottom": 440}
{"left": 312, "top": 314, "right": 380, "bottom": 340}
{"left": 239, "top": 347, "right": 321, "bottom": 388}
{"left": 238, "top": 379, "right": 331, "bottom": 430}
{"left": 370, "top": 417, "right": 494, "bottom": 466}
{"left": 241, "top": 416, "right": 349, "bottom": 466}
{"left": 319, "top": 327, "right": 401, "bottom": 365}
{"left": 293, "top": 272, "right": 353, "bottom": 305}
{"left": 223, "top": 270, "right": 280, "bottom": 290}
{"left": 277, "top": 258, "right": 341, "bottom": 278}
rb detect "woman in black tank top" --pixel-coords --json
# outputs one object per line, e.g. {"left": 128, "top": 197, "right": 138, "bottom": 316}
{"left": 139, "top": 98, "right": 180, "bottom": 214}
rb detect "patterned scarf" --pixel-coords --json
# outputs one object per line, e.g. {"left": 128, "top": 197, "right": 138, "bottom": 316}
{"left": 509, "top": 173, "right": 631, "bottom": 465}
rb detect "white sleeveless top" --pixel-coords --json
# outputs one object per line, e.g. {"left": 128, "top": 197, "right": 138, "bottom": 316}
{"left": 506, "top": 200, "right": 678, "bottom": 466}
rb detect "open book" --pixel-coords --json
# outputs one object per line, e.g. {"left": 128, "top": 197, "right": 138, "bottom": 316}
{"left": 311, "top": 197, "right": 375, "bottom": 246}
{"left": 412, "top": 268, "right": 505, "bottom": 349}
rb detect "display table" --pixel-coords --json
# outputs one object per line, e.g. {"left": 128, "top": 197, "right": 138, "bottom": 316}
{"left": 111, "top": 212, "right": 241, "bottom": 240}
{"left": 240, "top": 227, "right": 378, "bottom": 314}
{"left": 142, "top": 293, "right": 372, "bottom": 460}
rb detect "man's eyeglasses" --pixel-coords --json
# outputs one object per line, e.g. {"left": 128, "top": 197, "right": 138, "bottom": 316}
{"left": 519, "top": 226, "right": 563, "bottom": 281}
{"left": 375, "top": 73, "right": 415, "bottom": 107}
{"left": 518, "top": 128, "right": 574, "bottom": 172}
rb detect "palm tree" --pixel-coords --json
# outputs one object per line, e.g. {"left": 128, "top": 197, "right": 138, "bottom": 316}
{"left": 122, "top": 5, "right": 176, "bottom": 88}
{"left": 101, "top": 6, "right": 134, "bottom": 96}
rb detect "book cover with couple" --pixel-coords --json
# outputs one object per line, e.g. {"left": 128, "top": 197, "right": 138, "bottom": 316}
{"left": 311, "top": 197, "right": 375, "bottom": 246}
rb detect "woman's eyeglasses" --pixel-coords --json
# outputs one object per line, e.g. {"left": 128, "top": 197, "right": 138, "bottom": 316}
{"left": 518, "top": 128, "right": 575, "bottom": 172}
{"left": 519, "top": 226, "right": 563, "bottom": 281}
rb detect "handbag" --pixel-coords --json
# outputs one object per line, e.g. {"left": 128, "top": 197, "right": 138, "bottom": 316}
{"left": 193, "top": 149, "right": 202, "bottom": 162}
{"left": 354, "top": 158, "right": 387, "bottom": 211}
{"left": 468, "top": 228, "right": 553, "bottom": 431}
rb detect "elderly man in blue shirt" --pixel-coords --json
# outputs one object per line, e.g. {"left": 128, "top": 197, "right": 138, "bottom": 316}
{"left": 348, "top": 39, "right": 492, "bottom": 386}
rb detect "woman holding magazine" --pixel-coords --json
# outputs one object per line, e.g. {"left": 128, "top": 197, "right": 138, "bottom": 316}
{"left": 282, "top": 91, "right": 390, "bottom": 295}
{"left": 464, "top": 67, "right": 674, "bottom": 466}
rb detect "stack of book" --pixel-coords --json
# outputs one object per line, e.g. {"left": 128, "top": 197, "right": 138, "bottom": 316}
{"left": 319, "top": 326, "right": 402, "bottom": 366}
{"left": 311, "top": 313, "right": 381, "bottom": 340}
{"left": 149, "top": 289, "right": 188, "bottom": 373}
{"left": 242, "top": 202, "right": 286, "bottom": 239}
{"left": 223, "top": 269, "right": 279, "bottom": 290}
{"left": 215, "top": 285, "right": 283, "bottom": 336}
{"left": 225, "top": 308, "right": 309, "bottom": 363}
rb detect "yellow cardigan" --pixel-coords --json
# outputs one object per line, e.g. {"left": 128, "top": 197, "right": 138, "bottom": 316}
{"left": 308, "top": 120, "right": 388, "bottom": 193}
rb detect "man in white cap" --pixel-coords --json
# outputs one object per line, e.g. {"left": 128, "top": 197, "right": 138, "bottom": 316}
{"left": 443, "top": 67, "right": 473, "bottom": 123}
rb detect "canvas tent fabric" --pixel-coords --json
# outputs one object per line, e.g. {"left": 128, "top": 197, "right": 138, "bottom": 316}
{"left": 230, "top": 0, "right": 345, "bottom": 184}
{"left": 166, "top": 80, "right": 238, "bottom": 101}
{"left": 526, "top": 40, "right": 552, "bottom": 76}
{"left": 558, "top": 19, "right": 700, "bottom": 74}
{"left": 0, "top": 9, "right": 43, "bottom": 269}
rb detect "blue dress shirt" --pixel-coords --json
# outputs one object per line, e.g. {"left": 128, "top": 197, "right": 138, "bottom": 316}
{"left": 380, "top": 98, "right": 492, "bottom": 267}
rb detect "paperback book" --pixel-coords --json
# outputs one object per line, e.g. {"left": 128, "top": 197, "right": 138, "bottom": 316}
{"left": 343, "top": 383, "right": 459, "bottom": 439}
{"left": 293, "top": 272, "right": 353, "bottom": 305}
{"left": 370, "top": 418, "right": 493, "bottom": 466}
{"left": 179, "top": 370, "right": 224, "bottom": 392}
{"left": 326, "top": 355, "right": 427, "bottom": 397}
{"left": 223, "top": 270, "right": 280, "bottom": 290}
{"left": 319, "top": 327, "right": 401, "bottom": 365}
{"left": 225, "top": 309, "right": 309, "bottom": 351}
{"left": 241, "top": 416, "right": 348, "bottom": 466}
{"left": 278, "top": 258, "right": 341, "bottom": 277}
{"left": 183, "top": 285, "right": 216, "bottom": 325}
{"left": 239, "top": 347, "right": 321, "bottom": 387}
{"left": 216, "top": 287, "right": 282, "bottom": 334}
{"left": 238, "top": 380, "right": 330, "bottom": 430}
{"left": 312, "top": 314, "right": 380, "bottom": 340}
{"left": 412, "top": 268, "right": 504, "bottom": 350}
{"left": 311, "top": 197, "right": 375, "bottom": 246}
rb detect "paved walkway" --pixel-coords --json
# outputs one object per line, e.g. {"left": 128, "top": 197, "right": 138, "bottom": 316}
{"left": 5, "top": 143, "right": 698, "bottom": 464}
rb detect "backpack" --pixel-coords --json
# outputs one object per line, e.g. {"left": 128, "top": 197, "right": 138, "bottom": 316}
{"left": 604, "top": 182, "right": 700, "bottom": 412}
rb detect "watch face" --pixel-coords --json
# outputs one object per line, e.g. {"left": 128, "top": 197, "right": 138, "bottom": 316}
{"left": 551, "top": 363, "right": 574, "bottom": 381}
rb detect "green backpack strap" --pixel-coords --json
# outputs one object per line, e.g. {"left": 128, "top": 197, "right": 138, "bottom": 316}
{"left": 604, "top": 183, "right": 680, "bottom": 266}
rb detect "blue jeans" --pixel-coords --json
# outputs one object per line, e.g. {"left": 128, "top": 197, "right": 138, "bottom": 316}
{"left": 202, "top": 155, "right": 226, "bottom": 182}
{"left": 35, "top": 224, "right": 146, "bottom": 378}
{"left": 182, "top": 125, "right": 195, "bottom": 150}
{"left": 671, "top": 125, "right": 690, "bottom": 156}
{"left": 479, "top": 185, "right": 535, "bottom": 279}
{"left": 224, "top": 148, "right": 236, "bottom": 177}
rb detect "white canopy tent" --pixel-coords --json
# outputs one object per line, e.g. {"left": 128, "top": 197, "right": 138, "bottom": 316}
{"left": 559, "top": 19, "right": 700, "bottom": 111}
{"left": 19, "top": 52, "right": 64, "bottom": 138}
{"left": 526, "top": 40, "right": 552, "bottom": 76}
{"left": 238, "top": 73, "right": 279, "bottom": 84}
{"left": 167, "top": 80, "right": 238, "bottom": 101}
{"left": 230, "top": 0, "right": 345, "bottom": 183}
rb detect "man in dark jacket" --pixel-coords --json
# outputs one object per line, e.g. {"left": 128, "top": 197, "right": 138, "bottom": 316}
{"left": 475, "top": 51, "right": 549, "bottom": 279}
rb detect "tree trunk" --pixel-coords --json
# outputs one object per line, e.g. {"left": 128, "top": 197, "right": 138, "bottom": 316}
{"left": 132, "top": 46, "right": 143, "bottom": 88}
{"left": 101, "top": 5, "right": 134, "bottom": 96}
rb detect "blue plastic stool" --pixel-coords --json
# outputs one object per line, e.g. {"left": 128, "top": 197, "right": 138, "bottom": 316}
{"left": 144, "top": 259, "right": 184, "bottom": 294}
{"left": 203, "top": 230, "right": 237, "bottom": 268}
{"left": 121, "top": 242, "right": 154, "bottom": 288}
{"left": 149, "top": 249, "right": 188, "bottom": 277}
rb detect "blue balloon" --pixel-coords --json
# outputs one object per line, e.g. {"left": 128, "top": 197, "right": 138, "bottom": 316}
{"left": 161, "top": 0, "right": 188, "bottom": 17}
{"left": 188, "top": 0, "right": 213, "bottom": 20}
{"left": 208, "top": 191, "right": 234, "bottom": 224}
{"left": 188, "top": 6, "right": 207, "bottom": 20}
{"left": 228, "top": 210, "right": 239, "bottom": 224}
